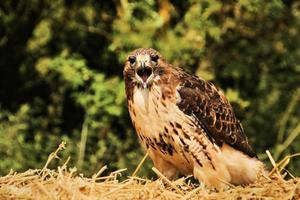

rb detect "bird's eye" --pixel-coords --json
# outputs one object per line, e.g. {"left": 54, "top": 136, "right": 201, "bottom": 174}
{"left": 150, "top": 54, "right": 159, "bottom": 62}
{"left": 128, "top": 56, "right": 136, "bottom": 64}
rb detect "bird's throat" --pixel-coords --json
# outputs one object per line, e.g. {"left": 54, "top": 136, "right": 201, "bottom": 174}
{"left": 134, "top": 87, "right": 150, "bottom": 113}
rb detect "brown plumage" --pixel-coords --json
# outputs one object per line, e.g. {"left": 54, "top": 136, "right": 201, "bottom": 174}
{"left": 124, "top": 48, "right": 266, "bottom": 189}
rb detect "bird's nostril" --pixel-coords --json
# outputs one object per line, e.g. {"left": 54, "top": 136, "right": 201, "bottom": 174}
{"left": 137, "top": 66, "right": 152, "bottom": 82}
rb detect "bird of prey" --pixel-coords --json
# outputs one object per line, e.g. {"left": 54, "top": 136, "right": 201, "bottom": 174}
{"left": 123, "top": 48, "right": 265, "bottom": 189}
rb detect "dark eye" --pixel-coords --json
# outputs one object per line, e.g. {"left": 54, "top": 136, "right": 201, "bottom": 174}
{"left": 150, "top": 54, "right": 159, "bottom": 62}
{"left": 128, "top": 56, "right": 136, "bottom": 64}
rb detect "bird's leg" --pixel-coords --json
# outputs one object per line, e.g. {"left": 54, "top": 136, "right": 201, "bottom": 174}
{"left": 149, "top": 151, "right": 177, "bottom": 180}
{"left": 154, "top": 158, "right": 177, "bottom": 179}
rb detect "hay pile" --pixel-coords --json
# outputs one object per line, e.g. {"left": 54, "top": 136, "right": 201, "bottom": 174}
{"left": 0, "top": 143, "right": 299, "bottom": 200}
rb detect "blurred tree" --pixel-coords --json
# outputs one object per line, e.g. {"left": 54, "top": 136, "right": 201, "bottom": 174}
{"left": 0, "top": 0, "right": 299, "bottom": 176}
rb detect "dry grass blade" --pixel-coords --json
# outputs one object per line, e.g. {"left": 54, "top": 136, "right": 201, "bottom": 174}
{"left": 0, "top": 143, "right": 299, "bottom": 200}
{"left": 269, "top": 152, "right": 300, "bottom": 176}
{"left": 41, "top": 142, "right": 66, "bottom": 173}
{"left": 34, "top": 180, "right": 55, "bottom": 200}
{"left": 152, "top": 167, "right": 184, "bottom": 196}
{"left": 181, "top": 185, "right": 203, "bottom": 200}
{"left": 266, "top": 150, "right": 281, "bottom": 177}
{"left": 132, "top": 152, "right": 149, "bottom": 177}
{"left": 93, "top": 165, "right": 107, "bottom": 180}
{"left": 100, "top": 180, "right": 133, "bottom": 197}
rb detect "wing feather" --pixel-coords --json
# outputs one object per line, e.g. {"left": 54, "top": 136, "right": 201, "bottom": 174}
{"left": 176, "top": 71, "right": 257, "bottom": 158}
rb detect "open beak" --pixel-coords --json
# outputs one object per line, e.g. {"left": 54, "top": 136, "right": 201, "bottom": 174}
{"left": 136, "top": 62, "right": 153, "bottom": 88}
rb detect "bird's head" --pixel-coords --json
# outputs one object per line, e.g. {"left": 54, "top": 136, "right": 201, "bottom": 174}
{"left": 124, "top": 48, "right": 164, "bottom": 89}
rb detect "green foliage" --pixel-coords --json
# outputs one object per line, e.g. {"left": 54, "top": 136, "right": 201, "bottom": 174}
{"left": 0, "top": 0, "right": 299, "bottom": 176}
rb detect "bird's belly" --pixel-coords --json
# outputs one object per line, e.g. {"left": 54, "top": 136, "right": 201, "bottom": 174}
{"left": 130, "top": 87, "right": 199, "bottom": 174}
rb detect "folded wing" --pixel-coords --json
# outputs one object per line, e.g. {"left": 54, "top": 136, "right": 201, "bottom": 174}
{"left": 176, "top": 71, "right": 256, "bottom": 158}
